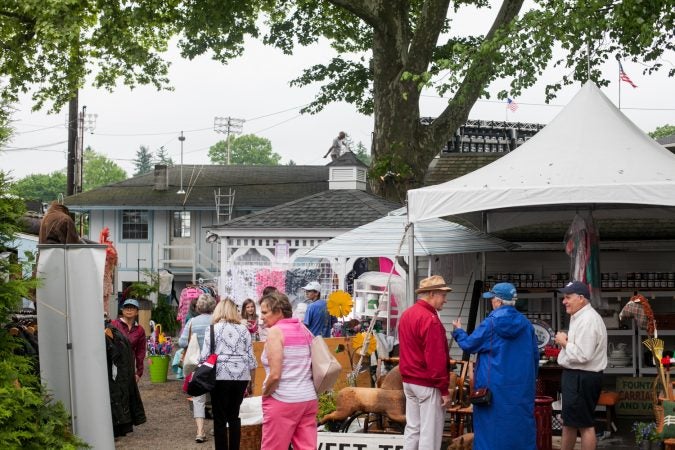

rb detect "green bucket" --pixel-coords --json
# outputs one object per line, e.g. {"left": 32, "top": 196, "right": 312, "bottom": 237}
{"left": 148, "top": 355, "right": 170, "bottom": 383}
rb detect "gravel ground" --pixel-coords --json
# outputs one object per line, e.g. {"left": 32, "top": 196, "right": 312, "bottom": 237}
{"left": 115, "top": 362, "right": 212, "bottom": 450}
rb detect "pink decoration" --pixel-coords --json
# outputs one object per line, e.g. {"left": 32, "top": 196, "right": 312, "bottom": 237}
{"left": 254, "top": 269, "right": 286, "bottom": 298}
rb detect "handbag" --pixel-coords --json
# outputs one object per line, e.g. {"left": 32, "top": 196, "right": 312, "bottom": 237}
{"left": 470, "top": 319, "right": 493, "bottom": 406}
{"left": 182, "top": 326, "right": 201, "bottom": 375}
{"left": 469, "top": 387, "right": 491, "bottom": 405}
{"left": 309, "top": 332, "right": 341, "bottom": 394}
{"left": 187, "top": 325, "right": 217, "bottom": 397}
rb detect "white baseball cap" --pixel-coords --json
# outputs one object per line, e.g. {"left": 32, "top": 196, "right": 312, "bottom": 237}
{"left": 302, "top": 281, "right": 322, "bottom": 292}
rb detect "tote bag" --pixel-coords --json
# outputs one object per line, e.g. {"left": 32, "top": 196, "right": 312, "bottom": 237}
{"left": 187, "top": 325, "right": 217, "bottom": 397}
{"left": 310, "top": 335, "right": 341, "bottom": 394}
{"left": 182, "top": 332, "right": 201, "bottom": 375}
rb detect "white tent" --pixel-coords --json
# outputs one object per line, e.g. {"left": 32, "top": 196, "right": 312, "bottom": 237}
{"left": 305, "top": 208, "right": 515, "bottom": 258}
{"left": 407, "top": 83, "right": 675, "bottom": 227}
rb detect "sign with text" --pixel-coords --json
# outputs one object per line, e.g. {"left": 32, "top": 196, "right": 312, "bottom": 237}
{"left": 318, "top": 432, "right": 404, "bottom": 450}
{"left": 616, "top": 376, "right": 653, "bottom": 416}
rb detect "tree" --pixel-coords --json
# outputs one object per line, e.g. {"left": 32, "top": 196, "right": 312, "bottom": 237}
{"left": 155, "top": 146, "right": 174, "bottom": 166}
{"left": 82, "top": 147, "right": 127, "bottom": 191}
{"left": 133, "top": 145, "right": 154, "bottom": 176}
{"left": 2, "top": 1, "right": 672, "bottom": 197}
{"left": 10, "top": 171, "right": 67, "bottom": 202}
{"left": 354, "top": 141, "right": 371, "bottom": 166}
{"left": 649, "top": 124, "right": 675, "bottom": 140}
{"left": 1, "top": 109, "right": 87, "bottom": 447}
{"left": 208, "top": 134, "right": 281, "bottom": 165}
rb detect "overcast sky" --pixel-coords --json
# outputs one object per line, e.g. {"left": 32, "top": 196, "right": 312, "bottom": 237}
{"left": 2, "top": 34, "right": 673, "bottom": 180}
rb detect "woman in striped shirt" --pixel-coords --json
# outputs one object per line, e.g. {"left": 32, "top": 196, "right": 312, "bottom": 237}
{"left": 260, "top": 293, "right": 317, "bottom": 450}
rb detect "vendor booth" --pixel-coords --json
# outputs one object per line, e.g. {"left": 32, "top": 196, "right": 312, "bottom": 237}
{"left": 406, "top": 83, "right": 675, "bottom": 425}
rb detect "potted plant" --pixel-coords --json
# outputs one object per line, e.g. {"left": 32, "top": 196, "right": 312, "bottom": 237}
{"left": 632, "top": 421, "right": 659, "bottom": 449}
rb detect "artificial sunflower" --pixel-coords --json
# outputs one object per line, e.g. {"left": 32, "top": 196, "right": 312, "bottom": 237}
{"left": 351, "top": 331, "right": 377, "bottom": 356}
{"left": 327, "top": 290, "right": 353, "bottom": 318}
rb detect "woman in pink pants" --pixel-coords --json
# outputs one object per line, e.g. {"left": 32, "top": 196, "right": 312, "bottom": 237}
{"left": 259, "top": 293, "right": 318, "bottom": 450}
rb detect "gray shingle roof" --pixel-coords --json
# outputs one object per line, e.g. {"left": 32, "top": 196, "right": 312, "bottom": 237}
{"left": 64, "top": 165, "right": 329, "bottom": 210}
{"left": 212, "top": 189, "right": 401, "bottom": 229}
{"left": 328, "top": 151, "right": 368, "bottom": 168}
{"left": 424, "top": 153, "right": 505, "bottom": 185}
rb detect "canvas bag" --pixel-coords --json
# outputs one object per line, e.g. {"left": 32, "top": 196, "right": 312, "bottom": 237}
{"left": 182, "top": 328, "right": 201, "bottom": 375}
{"left": 309, "top": 333, "right": 341, "bottom": 394}
{"left": 187, "top": 325, "right": 217, "bottom": 397}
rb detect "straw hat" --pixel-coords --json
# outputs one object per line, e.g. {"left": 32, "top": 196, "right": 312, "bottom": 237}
{"left": 415, "top": 275, "right": 453, "bottom": 294}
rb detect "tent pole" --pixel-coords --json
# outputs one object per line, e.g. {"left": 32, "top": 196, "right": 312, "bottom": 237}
{"left": 407, "top": 222, "right": 416, "bottom": 306}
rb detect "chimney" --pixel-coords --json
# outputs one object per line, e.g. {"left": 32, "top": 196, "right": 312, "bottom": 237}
{"left": 154, "top": 164, "right": 168, "bottom": 191}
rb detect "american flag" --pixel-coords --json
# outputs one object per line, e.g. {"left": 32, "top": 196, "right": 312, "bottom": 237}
{"left": 618, "top": 62, "right": 637, "bottom": 88}
{"left": 506, "top": 98, "right": 519, "bottom": 112}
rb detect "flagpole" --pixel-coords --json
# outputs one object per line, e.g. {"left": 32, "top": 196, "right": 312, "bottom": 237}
{"left": 617, "top": 59, "right": 622, "bottom": 110}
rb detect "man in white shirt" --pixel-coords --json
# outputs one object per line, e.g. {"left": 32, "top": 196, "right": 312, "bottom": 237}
{"left": 554, "top": 281, "right": 607, "bottom": 450}
{"left": 323, "top": 131, "right": 346, "bottom": 161}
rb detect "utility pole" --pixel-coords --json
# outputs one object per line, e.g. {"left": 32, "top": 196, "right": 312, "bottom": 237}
{"left": 177, "top": 131, "right": 186, "bottom": 194}
{"left": 67, "top": 95, "right": 78, "bottom": 196}
{"left": 214, "top": 117, "right": 245, "bottom": 164}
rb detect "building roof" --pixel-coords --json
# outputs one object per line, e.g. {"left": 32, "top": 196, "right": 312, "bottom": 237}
{"left": 328, "top": 151, "right": 368, "bottom": 168}
{"left": 64, "top": 165, "right": 330, "bottom": 211}
{"left": 424, "top": 153, "right": 505, "bottom": 185}
{"left": 212, "top": 189, "right": 401, "bottom": 230}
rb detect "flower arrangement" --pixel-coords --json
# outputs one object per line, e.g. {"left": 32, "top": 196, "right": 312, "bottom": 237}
{"left": 632, "top": 421, "right": 658, "bottom": 444}
{"left": 147, "top": 323, "right": 173, "bottom": 356}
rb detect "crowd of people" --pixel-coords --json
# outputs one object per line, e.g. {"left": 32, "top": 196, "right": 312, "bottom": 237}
{"left": 110, "top": 273, "right": 606, "bottom": 450}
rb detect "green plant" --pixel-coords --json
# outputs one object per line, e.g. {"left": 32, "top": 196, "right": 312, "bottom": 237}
{"left": 126, "top": 281, "right": 157, "bottom": 300}
{"left": 632, "top": 421, "right": 658, "bottom": 444}
{"left": 317, "top": 391, "right": 337, "bottom": 422}
{"left": 0, "top": 171, "right": 89, "bottom": 448}
{"left": 151, "top": 300, "right": 180, "bottom": 337}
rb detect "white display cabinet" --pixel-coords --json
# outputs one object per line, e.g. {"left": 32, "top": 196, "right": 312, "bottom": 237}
{"left": 353, "top": 278, "right": 398, "bottom": 337}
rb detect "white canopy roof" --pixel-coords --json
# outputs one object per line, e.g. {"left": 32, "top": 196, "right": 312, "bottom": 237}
{"left": 305, "top": 208, "right": 514, "bottom": 258}
{"left": 408, "top": 83, "right": 675, "bottom": 225}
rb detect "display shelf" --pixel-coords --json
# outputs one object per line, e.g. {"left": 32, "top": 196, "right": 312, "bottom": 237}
{"left": 353, "top": 278, "right": 397, "bottom": 337}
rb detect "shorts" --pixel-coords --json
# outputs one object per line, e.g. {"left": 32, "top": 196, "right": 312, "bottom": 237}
{"left": 561, "top": 369, "right": 603, "bottom": 428}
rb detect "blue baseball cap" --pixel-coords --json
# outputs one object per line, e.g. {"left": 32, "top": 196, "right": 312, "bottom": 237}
{"left": 482, "top": 282, "right": 517, "bottom": 301}
{"left": 123, "top": 299, "right": 140, "bottom": 309}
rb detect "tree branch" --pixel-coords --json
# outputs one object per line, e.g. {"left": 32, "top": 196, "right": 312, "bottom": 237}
{"left": 428, "top": 0, "right": 524, "bottom": 148}
{"left": 327, "top": 0, "right": 379, "bottom": 26}
{"left": 407, "top": 0, "right": 451, "bottom": 73}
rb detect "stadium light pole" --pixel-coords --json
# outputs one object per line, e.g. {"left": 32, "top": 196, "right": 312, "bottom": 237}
{"left": 214, "top": 117, "right": 245, "bottom": 164}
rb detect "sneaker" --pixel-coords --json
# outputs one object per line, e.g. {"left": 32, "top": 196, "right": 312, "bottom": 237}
{"left": 195, "top": 434, "right": 206, "bottom": 443}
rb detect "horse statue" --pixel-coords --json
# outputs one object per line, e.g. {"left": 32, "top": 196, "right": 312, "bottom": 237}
{"left": 619, "top": 294, "right": 656, "bottom": 336}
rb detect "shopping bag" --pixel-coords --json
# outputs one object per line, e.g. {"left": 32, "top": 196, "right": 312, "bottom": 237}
{"left": 182, "top": 332, "right": 201, "bottom": 375}
{"left": 310, "top": 335, "right": 341, "bottom": 394}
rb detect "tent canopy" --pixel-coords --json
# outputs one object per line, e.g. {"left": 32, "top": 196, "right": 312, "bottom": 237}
{"left": 407, "top": 83, "right": 675, "bottom": 226}
{"left": 305, "top": 208, "right": 515, "bottom": 258}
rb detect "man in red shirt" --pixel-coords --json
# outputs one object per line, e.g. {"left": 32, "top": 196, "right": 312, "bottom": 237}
{"left": 112, "top": 299, "right": 147, "bottom": 382}
{"left": 398, "top": 275, "right": 452, "bottom": 449}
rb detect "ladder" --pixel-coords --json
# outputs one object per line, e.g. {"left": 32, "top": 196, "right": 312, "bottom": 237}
{"left": 214, "top": 188, "right": 235, "bottom": 223}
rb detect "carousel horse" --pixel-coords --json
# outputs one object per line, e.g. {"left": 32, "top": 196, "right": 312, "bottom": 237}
{"left": 319, "top": 365, "right": 406, "bottom": 425}
{"left": 619, "top": 294, "right": 656, "bottom": 336}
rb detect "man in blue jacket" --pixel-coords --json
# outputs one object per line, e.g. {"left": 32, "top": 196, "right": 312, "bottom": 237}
{"left": 452, "top": 282, "right": 539, "bottom": 450}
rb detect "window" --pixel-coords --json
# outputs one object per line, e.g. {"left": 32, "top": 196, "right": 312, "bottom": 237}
{"left": 122, "top": 210, "right": 149, "bottom": 240}
{"left": 173, "top": 211, "right": 191, "bottom": 238}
